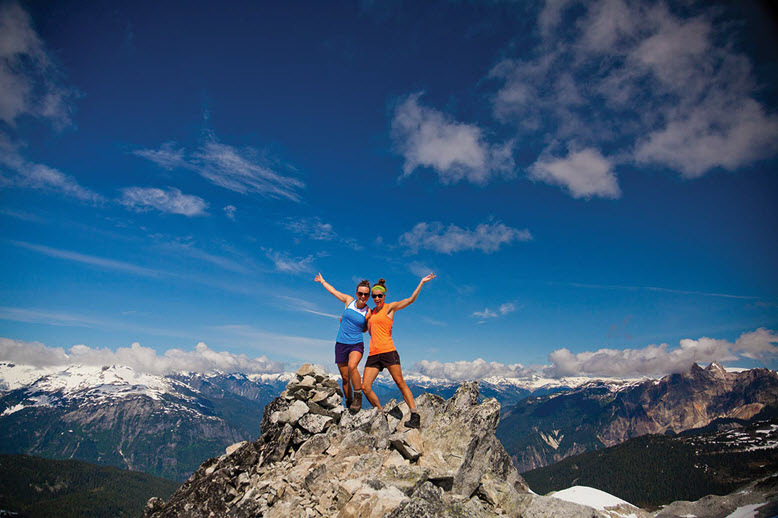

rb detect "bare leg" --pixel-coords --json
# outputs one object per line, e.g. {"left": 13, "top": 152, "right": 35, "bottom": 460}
{"left": 348, "top": 351, "right": 363, "bottom": 391}
{"left": 361, "top": 366, "right": 382, "bottom": 410}
{"left": 337, "top": 363, "right": 351, "bottom": 400}
{"left": 387, "top": 364, "right": 416, "bottom": 411}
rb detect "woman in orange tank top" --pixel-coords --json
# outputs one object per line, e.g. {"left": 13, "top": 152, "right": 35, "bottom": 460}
{"left": 361, "top": 273, "right": 435, "bottom": 429}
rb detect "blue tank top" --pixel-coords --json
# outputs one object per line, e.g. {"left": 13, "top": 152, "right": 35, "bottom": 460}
{"left": 337, "top": 300, "right": 369, "bottom": 344}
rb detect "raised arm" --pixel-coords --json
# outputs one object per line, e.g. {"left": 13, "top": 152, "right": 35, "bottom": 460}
{"left": 314, "top": 273, "right": 352, "bottom": 305}
{"left": 390, "top": 273, "right": 436, "bottom": 312}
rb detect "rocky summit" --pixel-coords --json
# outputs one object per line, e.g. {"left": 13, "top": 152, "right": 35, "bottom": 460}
{"left": 142, "top": 364, "right": 650, "bottom": 518}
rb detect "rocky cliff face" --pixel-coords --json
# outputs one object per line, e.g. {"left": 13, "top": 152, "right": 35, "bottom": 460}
{"left": 497, "top": 362, "right": 778, "bottom": 472}
{"left": 143, "top": 365, "right": 651, "bottom": 518}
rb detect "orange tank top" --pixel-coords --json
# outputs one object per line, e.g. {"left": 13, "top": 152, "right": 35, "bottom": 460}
{"left": 368, "top": 307, "right": 396, "bottom": 355}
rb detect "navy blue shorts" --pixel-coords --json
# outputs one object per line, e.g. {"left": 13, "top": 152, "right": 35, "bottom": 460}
{"left": 335, "top": 342, "right": 364, "bottom": 364}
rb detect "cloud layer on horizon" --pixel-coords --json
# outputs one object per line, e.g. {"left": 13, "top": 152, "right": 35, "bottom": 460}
{"left": 0, "top": 337, "right": 284, "bottom": 375}
{"left": 413, "top": 328, "right": 778, "bottom": 381}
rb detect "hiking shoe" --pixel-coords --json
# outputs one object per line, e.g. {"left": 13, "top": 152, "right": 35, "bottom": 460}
{"left": 345, "top": 398, "right": 353, "bottom": 409}
{"left": 349, "top": 391, "right": 363, "bottom": 413}
{"left": 405, "top": 411, "right": 421, "bottom": 429}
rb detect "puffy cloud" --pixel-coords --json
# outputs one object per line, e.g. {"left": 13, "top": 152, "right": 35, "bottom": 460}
{"left": 120, "top": 186, "right": 208, "bottom": 216}
{"left": 735, "top": 328, "right": 778, "bottom": 361}
{"left": 529, "top": 148, "right": 620, "bottom": 199}
{"left": 545, "top": 329, "right": 777, "bottom": 378}
{"left": 0, "top": 337, "right": 284, "bottom": 375}
{"left": 399, "top": 220, "right": 531, "bottom": 255}
{"left": 0, "top": 1, "right": 77, "bottom": 128}
{"left": 135, "top": 133, "right": 304, "bottom": 201}
{"left": 413, "top": 358, "right": 535, "bottom": 381}
{"left": 223, "top": 205, "right": 236, "bottom": 220}
{"left": 391, "top": 93, "right": 515, "bottom": 185}
{"left": 490, "top": 1, "right": 778, "bottom": 187}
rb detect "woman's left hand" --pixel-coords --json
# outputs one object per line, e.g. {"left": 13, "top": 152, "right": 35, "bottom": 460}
{"left": 421, "top": 273, "right": 436, "bottom": 284}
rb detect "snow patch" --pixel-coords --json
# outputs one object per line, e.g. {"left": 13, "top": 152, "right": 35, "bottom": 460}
{"left": 551, "top": 485, "right": 635, "bottom": 511}
{"left": 725, "top": 502, "right": 766, "bottom": 518}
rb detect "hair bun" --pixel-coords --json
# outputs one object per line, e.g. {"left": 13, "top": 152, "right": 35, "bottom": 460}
{"left": 377, "top": 278, "right": 386, "bottom": 285}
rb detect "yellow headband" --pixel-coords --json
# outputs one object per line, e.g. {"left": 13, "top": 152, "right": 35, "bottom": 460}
{"left": 372, "top": 285, "right": 386, "bottom": 293}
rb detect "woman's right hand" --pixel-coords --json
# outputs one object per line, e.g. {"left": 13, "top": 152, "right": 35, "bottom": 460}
{"left": 315, "top": 273, "right": 324, "bottom": 284}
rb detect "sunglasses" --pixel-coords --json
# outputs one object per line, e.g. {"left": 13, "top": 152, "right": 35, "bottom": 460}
{"left": 356, "top": 292, "right": 370, "bottom": 297}
{"left": 372, "top": 293, "right": 384, "bottom": 299}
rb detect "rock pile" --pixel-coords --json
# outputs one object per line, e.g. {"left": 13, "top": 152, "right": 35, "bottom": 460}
{"left": 142, "top": 364, "right": 650, "bottom": 518}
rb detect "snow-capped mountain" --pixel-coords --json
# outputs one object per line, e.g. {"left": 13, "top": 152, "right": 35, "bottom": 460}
{"left": 0, "top": 362, "right": 291, "bottom": 481}
{"left": 497, "top": 362, "right": 778, "bottom": 472}
{"left": 0, "top": 360, "right": 654, "bottom": 482}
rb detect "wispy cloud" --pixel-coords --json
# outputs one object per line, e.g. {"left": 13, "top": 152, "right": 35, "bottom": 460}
{"left": 391, "top": 93, "right": 515, "bottom": 185}
{"left": 9, "top": 240, "right": 163, "bottom": 278}
{"left": 399, "top": 220, "right": 532, "bottom": 254}
{"left": 120, "top": 186, "right": 208, "bottom": 216}
{"left": 134, "top": 133, "right": 305, "bottom": 201}
{"left": 562, "top": 281, "right": 763, "bottom": 301}
{"left": 213, "top": 324, "right": 332, "bottom": 363}
{"left": 488, "top": 1, "right": 778, "bottom": 193}
{"left": 223, "top": 205, "right": 237, "bottom": 220}
{"left": 0, "top": 150, "right": 104, "bottom": 203}
{"left": 155, "top": 239, "right": 252, "bottom": 274}
{"left": 0, "top": 337, "right": 285, "bottom": 375}
{"left": 283, "top": 217, "right": 337, "bottom": 241}
{"left": 472, "top": 302, "right": 517, "bottom": 322}
{"left": 282, "top": 216, "right": 363, "bottom": 250}
{"left": 264, "top": 248, "right": 316, "bottom": 274}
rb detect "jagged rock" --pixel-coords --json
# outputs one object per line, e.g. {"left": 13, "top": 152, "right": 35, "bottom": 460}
{"left": 225, "top": 441, "right": 247, "bottom": 456}
{"left": 298, "top": 413, "right": 333, "bottom": 434}
{"left": 389, "top": 429, "right": 422, "bottom": 461}
{"left": 146, "top": 375, "right": 654, "bottom": 518}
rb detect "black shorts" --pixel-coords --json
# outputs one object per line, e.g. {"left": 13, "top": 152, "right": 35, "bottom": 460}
{"left": 365, "top": 350, "right": 401, "bottom": 372}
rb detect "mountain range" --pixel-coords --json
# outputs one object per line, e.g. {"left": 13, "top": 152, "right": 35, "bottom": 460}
{"left": 0, "top": 361, "right": 626, "bottom": 481}
{"left": 496, "top": 362, "right": 778, "bottom": 472}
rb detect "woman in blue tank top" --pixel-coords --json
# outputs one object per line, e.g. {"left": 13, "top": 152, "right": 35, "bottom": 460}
{"left": 314, "top": 273, "right": 371, "bottom": 412}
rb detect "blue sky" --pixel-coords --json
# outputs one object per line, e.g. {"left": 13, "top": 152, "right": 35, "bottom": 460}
{"left": 1, "top": 0, "right": 777, "bottom": 379}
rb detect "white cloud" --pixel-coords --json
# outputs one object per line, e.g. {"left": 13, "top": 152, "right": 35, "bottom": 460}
{"left": 0, "top": 150, "right": 103, "bottom": 203}
{"left": 735, "top": 328, "right": 778, "bottom": 361}
{"left": 0, "top": 1, "right": 77, "bottom": 128}
{"left": 413, "top": 358, "right": 535, "bottom": 381}
{"left": 133, "top": 142, "right": 187, "bottom": 170}
{"left": 529, "top": 148, "right": 620, "bottom": 199}
{"left": 9, "top": 240, "right": 164, "bottom": 278}
{"left": 472, "top": 302, "right": 517, "bottom": 322}
{"left": 399, "top": 220, "right": 531, "bottom": 254}
{"left": 135, "top": 133, "right": 305, "bottom": 201}
{"left": 120, "top": 186, "right": 208, "bottom": 216}
{"left": 223, "top": 205, "right": 236, "bottom": 220}
{"left": 284, "top": 217, "right": 337, "bottom": 241}
{"left": 391, "top": 93, "right": 515, "bottom": 185}
{"left": 264, "top": 248, "right": 315, "bottom": 274}
{"left": 0, "top": 337, "right": 284, "bottom": 375}
{"left": 546, "top": 328, "right": 777, "bottom": 378}
{"left": 489, "top": 1, "right": 778, "bottom": 187}
{"left": 408, "top": 261, "right": 433, "bottom": 278}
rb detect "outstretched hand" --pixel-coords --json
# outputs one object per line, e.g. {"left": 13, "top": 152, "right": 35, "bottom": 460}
{"left": 421, "top": 273, "right": 436, "bottom": 284}
{"left": 314, "top": 273, "right": 325, "bottom": 284}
